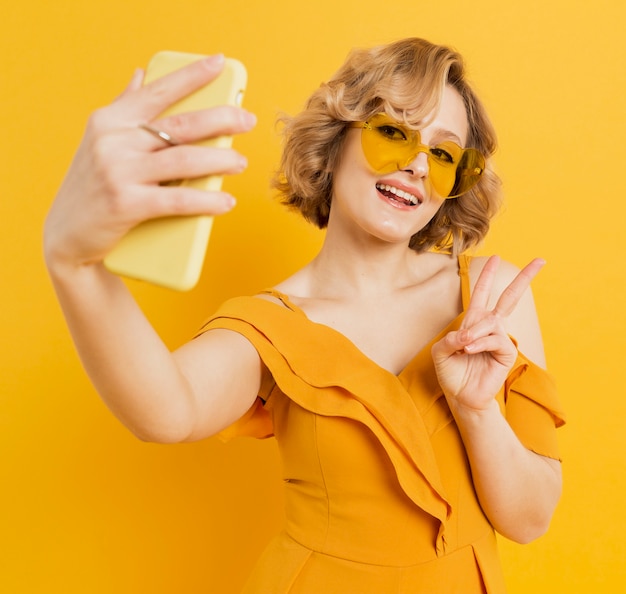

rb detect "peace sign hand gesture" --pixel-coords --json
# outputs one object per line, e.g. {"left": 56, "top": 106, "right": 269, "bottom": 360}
{"left": 431, "top": 255, "right": 545, "bottom": 415}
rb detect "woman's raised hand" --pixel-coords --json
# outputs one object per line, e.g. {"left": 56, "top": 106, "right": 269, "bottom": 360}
{"left": 431, "top": 256, "right": 545, "bottom": 414}
{"left": 44, "top": 54, "right": 256, "bottom": 270}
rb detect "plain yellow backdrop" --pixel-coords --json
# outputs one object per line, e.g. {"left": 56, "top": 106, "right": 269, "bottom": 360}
{"left": 2, "top": 0, "right": 625, "bottom": 592}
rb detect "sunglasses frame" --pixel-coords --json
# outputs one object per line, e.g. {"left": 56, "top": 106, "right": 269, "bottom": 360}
{"left": 350, "top": 114, "right": 485, "bottom": 199}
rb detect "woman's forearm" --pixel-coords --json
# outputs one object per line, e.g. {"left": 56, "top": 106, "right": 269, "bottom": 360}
{"left": 47, "top": 259, "right": 199, "bottom": 443}
{"left": 43, "top": 56, "right": 258, "bottom": 442}
{"left": 451, "top": 399, "right": 562, "bottom": 543}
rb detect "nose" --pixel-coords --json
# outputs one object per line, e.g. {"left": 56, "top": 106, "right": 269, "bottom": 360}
{"left": 402, "top": 150, "right": 429, "bottom": 177}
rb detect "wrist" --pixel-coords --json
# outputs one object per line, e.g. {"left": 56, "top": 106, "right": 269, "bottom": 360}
{"left": 43, "top": 230, "right": 107, "bottom": 281}
{"left": 447, "top": 398, "right": 501, "bottom": 428}
{"left": 45, "top": 252, "right": 115, "bottom": 293}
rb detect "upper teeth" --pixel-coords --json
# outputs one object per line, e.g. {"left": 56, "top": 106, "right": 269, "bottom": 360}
{"left": 376, "top": 183, "right": 419, "bottom": 205}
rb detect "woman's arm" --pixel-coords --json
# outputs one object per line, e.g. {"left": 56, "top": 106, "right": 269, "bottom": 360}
{"left": 431, "top": 256, "right": 562, "bottom": 543}
{"left": 44, "top": 55, "right": 260, "bottom": 443}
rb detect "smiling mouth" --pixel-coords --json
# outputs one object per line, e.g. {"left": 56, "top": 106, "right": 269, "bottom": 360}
{"left": 375, "top": 183, "right": 421, "bottom": 206}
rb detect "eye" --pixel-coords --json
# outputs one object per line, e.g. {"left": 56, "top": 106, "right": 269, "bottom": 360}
{"left": 430, "top": 145, "right": 457, "bottom": 165}
{"left": 375, "top": 124, "right": 408, "bottom": 142}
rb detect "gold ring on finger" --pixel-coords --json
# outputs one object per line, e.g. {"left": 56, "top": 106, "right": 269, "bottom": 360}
{"left": 138, "top": 123, "right": 179, "bottom": 146}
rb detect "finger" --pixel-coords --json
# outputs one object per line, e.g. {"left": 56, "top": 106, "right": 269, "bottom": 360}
{"left": 459, "top": 313, "right": 505, "bottom": 345}
{"left": 437, "top": 318, "right": 502, "bottom": 356}
{"left": 136, "top": 145, "right": 248, "bottom": 184}
{"left": 462, "top": 333, "right": 517, "bottom": 360}
{"left": 154, "top": 105, "right": 257, "bottom": 145}
{"left": 432, "top": 325, "right": 515, "bottom": 361}
{"left": 432, "top": 330, "right": 470, "bottom": 358}
{"left": 117, "top": 54, "right": 227, "bottom": 122}
{"left": 134, "top": 105, "right": 257, "bottom": 151}
{"left": 467, "top": 255, "right": 500, "bottom": 312}
{"left": 133, "top": 185, "right": 237, "bottom": 221}
{"left": 492, "top": 258, "right": 545, "bottom": 317}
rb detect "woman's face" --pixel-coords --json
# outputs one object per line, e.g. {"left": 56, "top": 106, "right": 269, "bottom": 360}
{"left": 329, "top": 85, "right": 470, "bottom": 246}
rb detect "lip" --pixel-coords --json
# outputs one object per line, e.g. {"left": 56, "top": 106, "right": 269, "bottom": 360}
{"left": 375, "top": 178, "right": 424, "bottom": 209}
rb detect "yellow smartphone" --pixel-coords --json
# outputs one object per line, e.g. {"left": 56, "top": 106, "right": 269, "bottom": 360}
{"left": 104, "top": 51, "right": 247, "bottom": 291}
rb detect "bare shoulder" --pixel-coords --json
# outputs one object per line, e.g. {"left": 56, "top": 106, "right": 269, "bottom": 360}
{"left": 468, "top": 255, "right": 547, "bottom": 368}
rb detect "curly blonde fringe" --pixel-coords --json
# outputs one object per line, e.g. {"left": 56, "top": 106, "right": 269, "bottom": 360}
{"left": 272, "top": 38, "right": 502, "bottom": 255}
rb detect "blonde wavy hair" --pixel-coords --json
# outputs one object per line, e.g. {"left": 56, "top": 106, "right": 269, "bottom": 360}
{"left": 272, "top": 37, "right": 502, "bottom": 254}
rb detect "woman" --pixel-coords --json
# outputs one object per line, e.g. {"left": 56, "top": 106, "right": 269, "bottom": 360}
{"left": 44, "top": 38, "right": 565, "bottom": 593}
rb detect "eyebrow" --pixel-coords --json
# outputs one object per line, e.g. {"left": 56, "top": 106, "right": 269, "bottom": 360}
{"left": 427, "top": 127, "right": 464, "bottom": 146}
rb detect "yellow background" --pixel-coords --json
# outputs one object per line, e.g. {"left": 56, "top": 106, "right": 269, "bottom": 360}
{"left": 2, "top": 0, "right": 624, "bottom": 592}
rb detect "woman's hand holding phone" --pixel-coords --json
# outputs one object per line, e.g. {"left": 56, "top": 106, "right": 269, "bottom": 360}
{"left": 44, "top": 54, "right": 256, "bottom": 278}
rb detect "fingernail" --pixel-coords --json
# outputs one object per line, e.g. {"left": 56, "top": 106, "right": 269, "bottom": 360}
{"left": 242, "top": 111, "right": 257, "bottom": 128}
{"left": 203, "top": 54, "right": 225, "bottom": 69}
{"left": 237, "top": 155, "right": 248, "bottom": 171}
{"left": 224, "top": 195, "right": 237, "bottom": 210}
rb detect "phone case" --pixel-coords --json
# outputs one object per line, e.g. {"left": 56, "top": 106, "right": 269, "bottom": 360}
{"left": 104, "top": 51, "right": 247, "bottom": 291}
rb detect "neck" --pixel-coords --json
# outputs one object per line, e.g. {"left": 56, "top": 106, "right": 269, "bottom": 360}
{"left": 304, "top": 230, "right": 430, "bottom": 299}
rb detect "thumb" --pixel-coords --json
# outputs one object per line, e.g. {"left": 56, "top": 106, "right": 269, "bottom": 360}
{"left": 432, "top": 329, "right": 472, "bottom": 360}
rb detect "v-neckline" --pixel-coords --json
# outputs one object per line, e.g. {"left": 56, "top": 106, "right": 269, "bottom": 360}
{"left": 256, "top": 254, "right": 471, "bottom": 380}
{"left": 256, "top": 290, "right": 466, "bottom": 380}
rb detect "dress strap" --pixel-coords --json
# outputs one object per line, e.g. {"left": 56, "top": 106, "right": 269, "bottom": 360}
{"left": 458, "top": 254, "right": 472, "bottom": 311}
{"left": 258, "top": 288, "right": 304, "bottom": 315}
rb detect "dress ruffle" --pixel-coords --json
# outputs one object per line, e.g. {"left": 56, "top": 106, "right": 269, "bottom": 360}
{"left": 195, "top": 279, "right": 565, "bottom": 593}
{"left": 197, "top": 295, "right": 565, "bottom": 527}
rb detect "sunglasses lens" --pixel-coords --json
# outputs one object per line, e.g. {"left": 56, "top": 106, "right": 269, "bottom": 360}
{"left": 360, "top": 115, "right": 414, "bottom": 174}
{"left": 359, "top": 115, "right": 485, "bottom": 198}
{"left": 427, "top": 144, "right": 485, "bottom": 198}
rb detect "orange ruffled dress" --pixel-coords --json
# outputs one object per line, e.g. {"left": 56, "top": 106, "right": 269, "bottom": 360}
{"left": 197, "top": 255, "right": 566, "bottom": 594}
